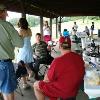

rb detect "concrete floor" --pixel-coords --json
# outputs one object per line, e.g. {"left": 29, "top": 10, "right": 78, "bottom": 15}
{"left": 15, "top": 77, "right": 36, "bottom": 100}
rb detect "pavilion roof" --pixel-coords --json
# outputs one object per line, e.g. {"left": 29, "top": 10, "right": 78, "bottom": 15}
{"left": 0, "top": 0, "right": 100, "bottom": 18}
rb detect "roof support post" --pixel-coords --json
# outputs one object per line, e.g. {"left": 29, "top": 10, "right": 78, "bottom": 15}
{"left": 59, "top": 16, "right": 62, "bottom": 33}
{"left": 50, "top": 18, "right": 52, "bottom": 39}
{"left": 21, "top": 13, "right": 26, "bottom": 18}
{"left": 40, "top": 16, "right": 43, "bottom": 40}
{"left": 56, "top": 18, "right": 58, "bottom": 38}
{"left": 58, "top": 16, "right": 62, "bottom": 36}
{"left": 20, "top": 0, "right": 26, "bottom": 18}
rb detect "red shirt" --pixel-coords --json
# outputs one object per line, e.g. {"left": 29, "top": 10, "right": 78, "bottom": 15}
{"left": 39, "top": 52, "right": 85, "bottom": 100}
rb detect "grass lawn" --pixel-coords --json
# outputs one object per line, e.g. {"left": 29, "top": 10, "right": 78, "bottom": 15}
{"left": 30, "top": 19, "right": 100, "bottom": 45}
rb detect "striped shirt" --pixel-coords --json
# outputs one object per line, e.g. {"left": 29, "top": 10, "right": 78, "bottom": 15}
{"left": 32, "top": 41, "right": 48, "bottom": 59}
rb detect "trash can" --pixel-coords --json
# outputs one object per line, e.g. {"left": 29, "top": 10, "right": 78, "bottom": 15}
{"left": 98, "top": 29, "right": 100, "bottom": 37}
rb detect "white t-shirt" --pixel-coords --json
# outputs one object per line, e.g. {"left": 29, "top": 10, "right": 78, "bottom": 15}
{"left": 73, "top": 24, "right": 78, "bottom": 31}
{"left": 43, "top": 26, "right": 51, "bottom": 36}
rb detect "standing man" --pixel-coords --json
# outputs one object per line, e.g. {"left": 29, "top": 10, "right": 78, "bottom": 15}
{"left": 73, "top": 22, "right": 78, "bottom": 32}
{"left": 0, "top": 4, "right": 23, "bottom": 100}
{"left": 91, "top": 22, "right": 94, "bottom": 39}
{"left": 33, "top": 36, "right": 85, "bottom": 100}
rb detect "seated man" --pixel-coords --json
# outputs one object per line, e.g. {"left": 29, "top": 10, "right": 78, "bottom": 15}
{"left": 32, "top": 33, "right": 54, "bottom": 80}
{"left": 90, "top": 39, "right": 96, "bottom": 52}
{"left": 33, "top": 36, "right": 85, "bottom": 100}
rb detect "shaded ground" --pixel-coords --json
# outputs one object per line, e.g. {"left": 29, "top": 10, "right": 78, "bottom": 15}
{"left": 15, "top": 78, "right": 36, "bottom": 100}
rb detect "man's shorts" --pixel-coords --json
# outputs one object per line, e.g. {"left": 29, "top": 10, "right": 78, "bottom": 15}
{"left": 0, "top": 61, "right": 17, "bottom": 94}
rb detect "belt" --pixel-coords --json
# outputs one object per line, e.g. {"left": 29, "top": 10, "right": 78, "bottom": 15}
{"left": 0, "top": 59, "right": 12, "bottom": 62}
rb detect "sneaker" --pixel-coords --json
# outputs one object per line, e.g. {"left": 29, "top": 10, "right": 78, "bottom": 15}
{"left": 22, "top": 84, "right": 30, "bottom": 89}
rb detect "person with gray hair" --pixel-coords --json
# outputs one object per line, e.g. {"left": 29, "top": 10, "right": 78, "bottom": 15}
{"left": 0, "top": 4, "right": 23, "bottom": 100}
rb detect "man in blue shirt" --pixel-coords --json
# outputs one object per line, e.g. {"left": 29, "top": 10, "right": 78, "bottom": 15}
{"left": 63, "top": 29, "right": 70, "bottom": 37}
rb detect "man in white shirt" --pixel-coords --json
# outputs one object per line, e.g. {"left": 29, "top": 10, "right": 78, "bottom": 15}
{"left": 73, "top": 22, "right": 78, "bottom": 31}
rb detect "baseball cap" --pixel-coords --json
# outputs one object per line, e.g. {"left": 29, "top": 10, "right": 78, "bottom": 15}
{"left": 0, "top": 4, "right": 6, "bottom": 11}
{"left": 59, "top": 36, "right": 71, "bottom": 47}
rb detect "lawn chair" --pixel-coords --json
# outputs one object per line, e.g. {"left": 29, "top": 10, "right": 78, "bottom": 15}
{"left": 38, "top": 63, "right": 49, "bottom": 76}
{"left": 16, "top": 77, "right": 24, "bottom": 96}
{"left": 15, "top": 61, "right": 28, "bottom": 96}
{"left": 32, "top": 55, "right": 54, "bottom": 80}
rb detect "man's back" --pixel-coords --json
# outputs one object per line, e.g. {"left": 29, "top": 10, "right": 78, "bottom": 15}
{"left": 0, "top": 20, "right": 23, "bottom": 60}
{"left": 0, "top": 4, "right": 24, "bottom": 100}
{"left": 45, "top": 52, "right": 85, "bottom": 98}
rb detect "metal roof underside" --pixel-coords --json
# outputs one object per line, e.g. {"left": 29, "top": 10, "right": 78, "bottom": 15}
{"left": 0, "top": 0, "right": 100, "bottom": 18}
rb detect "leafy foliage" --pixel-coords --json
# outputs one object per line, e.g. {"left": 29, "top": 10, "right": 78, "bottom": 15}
{"left": 9, "top": 16, "right": 100, "bottom": 27}
{"left": 9, "top": 16, "right": 40, "bottom": 27}
{"left": 26, "top": 16, "right": 40, "bottom": 27}
{"left": 9, "top": 18, "right": 19, "bottom": 26}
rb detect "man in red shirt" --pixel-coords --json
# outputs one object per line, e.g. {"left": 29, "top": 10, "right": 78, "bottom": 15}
{"left": 33, "top": 36, "right": 85, "bottom": 100}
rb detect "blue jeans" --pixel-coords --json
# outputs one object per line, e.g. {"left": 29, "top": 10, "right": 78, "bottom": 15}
{"left": 0, "top": 61, "right": 17, "bottom": 94}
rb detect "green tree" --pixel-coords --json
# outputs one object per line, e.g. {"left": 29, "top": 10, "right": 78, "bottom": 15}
{"left": 27, "top": 16, "right": 40, "bottom": 27}
{"left": 9, "top": 18, "right": 19, "bottom": 26}
{"left": 9, "top": 16, "right": 40, "bottom": 27}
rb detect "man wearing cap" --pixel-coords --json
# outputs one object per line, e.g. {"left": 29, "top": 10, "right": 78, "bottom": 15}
{"left": 0, "top": 4, "right": 23, "bottom": 100}
{"left": 33, "top": 36, "right": 85, "bottom": 100}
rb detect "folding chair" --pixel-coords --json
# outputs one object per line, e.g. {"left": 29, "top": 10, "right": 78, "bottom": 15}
{"left": 38, "top": 55, "right": 54, "bottom": 77}
{"left": 13, "top": 62, "right": 24, "bottom": 96}
{"left": 16, "top": 77, "right": 24, "bottom": 96}
{"left": 15, "top": 61, "right": 27, "bottom": 96}
{"left": 38, "top": 63, "right": 49, "bottom": 76}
